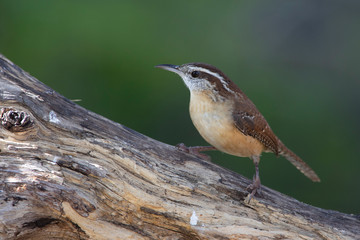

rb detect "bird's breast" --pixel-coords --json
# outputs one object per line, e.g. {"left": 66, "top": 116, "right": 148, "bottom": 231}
{"left": 189, "top": 92, "right": 264, "bottom": 157}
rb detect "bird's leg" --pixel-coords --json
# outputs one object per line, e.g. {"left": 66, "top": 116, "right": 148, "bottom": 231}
{"left": 176, "top": 143, "right": 216, "bottom": 161}
{"left": 246, "top": 155, "right": 262, "bottom": 201}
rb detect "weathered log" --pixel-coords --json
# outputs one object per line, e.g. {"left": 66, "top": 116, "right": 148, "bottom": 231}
{"left": 0, "top": 54, "right": 359, "bottom": 240}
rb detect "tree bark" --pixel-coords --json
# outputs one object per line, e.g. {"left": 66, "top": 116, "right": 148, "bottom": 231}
{"left": 0, "top": 54, "right": 359, "bottom": 240}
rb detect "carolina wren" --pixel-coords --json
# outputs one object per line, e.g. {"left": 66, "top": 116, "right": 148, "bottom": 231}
{"left": 156, "top": 63, "right": 320, "bottom": 199}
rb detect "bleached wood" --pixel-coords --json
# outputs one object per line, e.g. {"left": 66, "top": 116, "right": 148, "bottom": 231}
{"left": 0, "top": 54, "right": 359, "bottom": 240}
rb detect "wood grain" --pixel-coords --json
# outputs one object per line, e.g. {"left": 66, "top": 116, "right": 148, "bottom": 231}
{"left": 0, "top": 54, "right": 359, "bottom": 240}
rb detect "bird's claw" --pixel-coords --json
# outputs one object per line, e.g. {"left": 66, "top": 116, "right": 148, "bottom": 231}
{"left": 176, "top": 143, "right": 214, "bottom": 161}
{"left": 245, "top": 174, "right": 262, "bottom": 203}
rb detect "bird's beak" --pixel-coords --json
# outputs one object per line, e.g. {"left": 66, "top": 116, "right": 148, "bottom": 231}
{"left": 155, "top": 64, "right": 181, "bottom": 74}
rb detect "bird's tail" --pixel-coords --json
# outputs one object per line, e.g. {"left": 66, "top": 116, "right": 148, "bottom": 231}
{"left": 278, "top": 142, "right": 320, "bottom": 182}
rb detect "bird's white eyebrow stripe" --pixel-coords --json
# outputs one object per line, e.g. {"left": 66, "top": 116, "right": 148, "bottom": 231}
{"left": 191, "top": 67, "right": 223, "bottom": 80}
{"left": 191, "top": 67, "right": 235, "bottom": 94}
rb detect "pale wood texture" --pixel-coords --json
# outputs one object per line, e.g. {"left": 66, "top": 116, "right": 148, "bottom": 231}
{"left": 0, "top": 54, "right": 359, "bottom": 240}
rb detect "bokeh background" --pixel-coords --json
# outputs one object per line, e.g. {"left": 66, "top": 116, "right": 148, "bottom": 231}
{"left": 1, "top": 0, "right": 359, "bottom": 214}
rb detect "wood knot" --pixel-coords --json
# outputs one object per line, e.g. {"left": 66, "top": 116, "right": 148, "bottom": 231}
{"left": 0, "top": 108, "right": 32, "bottom": 131}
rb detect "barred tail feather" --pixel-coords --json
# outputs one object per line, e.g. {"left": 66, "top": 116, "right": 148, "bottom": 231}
{"left": 279, "top": 144, "right": 320, "bottom": 182}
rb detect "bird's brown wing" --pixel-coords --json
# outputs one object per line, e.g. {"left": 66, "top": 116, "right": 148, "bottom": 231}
{"left": 231, "top": 96, "right": 320, "bottom": 181}
{"left": 232, "top": 98, "right": 279, "bottom": 154}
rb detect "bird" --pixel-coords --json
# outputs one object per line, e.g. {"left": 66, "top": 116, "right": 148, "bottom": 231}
{"left": 155, "top": 63, "right": 320, "bottom": 200}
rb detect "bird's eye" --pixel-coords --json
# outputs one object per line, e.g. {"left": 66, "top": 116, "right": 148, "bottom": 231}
{"left": 191, "top": 71, "right": 200, "bottom": 78}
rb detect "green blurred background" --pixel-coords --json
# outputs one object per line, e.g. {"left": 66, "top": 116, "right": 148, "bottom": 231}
{"left": 1, "top": 0, "right": 359, "bottom": 214}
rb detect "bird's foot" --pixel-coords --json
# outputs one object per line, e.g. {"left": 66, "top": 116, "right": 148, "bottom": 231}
{"left": 176, "top": 143, "right": 216, "bottom": 161}
{"left": 245, "top": 174, "right": 262, "bottom": 203}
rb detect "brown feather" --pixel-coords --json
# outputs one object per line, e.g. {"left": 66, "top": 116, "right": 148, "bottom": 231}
{"left": 232, "top": 96, "right": 280, "bottom": 154}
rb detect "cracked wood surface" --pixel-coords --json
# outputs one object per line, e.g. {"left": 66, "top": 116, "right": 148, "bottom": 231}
{"left": 0, "top": 54, "right": 359, "bottom": 240}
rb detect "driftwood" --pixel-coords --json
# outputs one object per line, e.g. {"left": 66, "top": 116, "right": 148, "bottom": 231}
{"left": 0, "top": 53, "right": 359, "bottom": 240}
